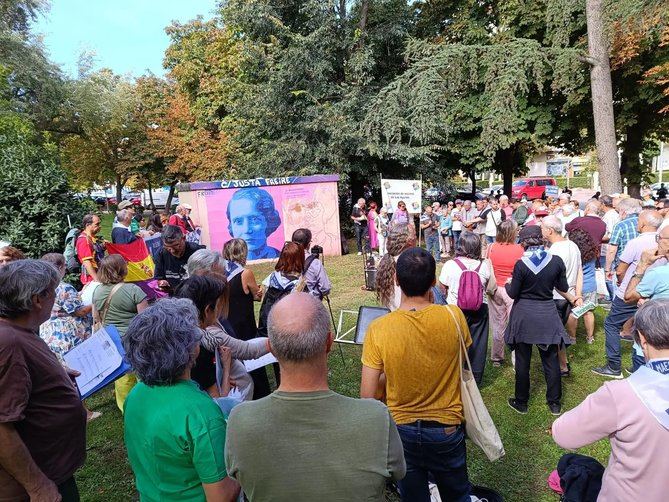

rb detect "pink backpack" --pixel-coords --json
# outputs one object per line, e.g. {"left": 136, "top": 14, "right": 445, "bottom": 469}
{"left": 454, "top": 258, "right": 483, "bottom": 311}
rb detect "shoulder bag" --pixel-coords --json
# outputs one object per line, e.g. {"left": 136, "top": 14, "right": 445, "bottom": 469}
{"left": 446, "top": 306, "right": 505, "bottom": 462}
{"left": 92, "top": 283, "right": 124, "bottom": 332}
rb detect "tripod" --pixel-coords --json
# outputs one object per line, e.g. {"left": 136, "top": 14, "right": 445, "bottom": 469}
{"left": 311, "top": 250, "right": 347, "bottom": 366}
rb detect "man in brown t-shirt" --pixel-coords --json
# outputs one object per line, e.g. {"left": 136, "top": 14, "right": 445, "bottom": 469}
{"left": 0, "top": 260, "right": 87, "bottom": 502}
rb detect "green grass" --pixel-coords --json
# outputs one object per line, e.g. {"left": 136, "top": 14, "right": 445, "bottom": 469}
{"left": 78, "top": 227, "right": 622, "bottom": 501}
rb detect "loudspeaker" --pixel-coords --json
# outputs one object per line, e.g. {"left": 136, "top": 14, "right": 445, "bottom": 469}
{"left": 364, "top": 267, "right": 377, "bottom": 291}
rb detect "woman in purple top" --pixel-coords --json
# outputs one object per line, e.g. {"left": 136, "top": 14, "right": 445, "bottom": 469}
{"left": 553, "top": 299, "right": 669, "bottom": 502}
{"left": 391, "top": 200, "right": 409, "bottom": 227}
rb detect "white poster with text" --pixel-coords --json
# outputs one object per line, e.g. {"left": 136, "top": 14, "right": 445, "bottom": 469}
{"left": 381, "top": 179, "right": 422, "bottom": 214}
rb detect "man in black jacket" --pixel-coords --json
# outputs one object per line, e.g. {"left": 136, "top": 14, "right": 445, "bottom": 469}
{"left": 154, "top": 225, "right": 204, "bottom": 292}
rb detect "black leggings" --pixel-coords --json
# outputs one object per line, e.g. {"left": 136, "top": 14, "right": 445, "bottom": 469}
{"left": 514, "top": 343, "right": 561, "bottom": 406}
{"left": 463, "top": 304, "right": 489, "bottom": 386}
{"left": 58, "top": 477, "right": 80, "bottom": 502}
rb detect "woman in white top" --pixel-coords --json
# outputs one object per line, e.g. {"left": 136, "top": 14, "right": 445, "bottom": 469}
{"left": 439, "top": 231, "right": 492, "bottom": 385}
{"left": 375, "top": 207, "right": 390, "bottom": 256}
{"left": 375, "top": 223, "right": 416, "bottom": 310}
{"left": 451, "top": 200, "right": 463, "bottom": 249}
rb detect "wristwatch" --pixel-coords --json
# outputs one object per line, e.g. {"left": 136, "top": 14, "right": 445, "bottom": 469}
{"left": 632, "top": 271, "right": 645, "bottom": 279}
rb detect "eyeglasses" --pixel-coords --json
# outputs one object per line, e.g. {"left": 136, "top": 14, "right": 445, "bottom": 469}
{"left": 656, "top": 235, "right": 669, "bottom": 242}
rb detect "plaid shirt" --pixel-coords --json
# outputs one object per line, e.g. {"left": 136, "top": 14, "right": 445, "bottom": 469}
{"left": 609, "top": 214, "right": 639, "bottom": 266}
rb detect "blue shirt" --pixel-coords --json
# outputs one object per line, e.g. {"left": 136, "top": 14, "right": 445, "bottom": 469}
{"left": 582, "top": 259, "right": 597, "bottom": 293}
{"left": 609, "top": 215, "right": 638, "bottom": 266}
{"left": 637, "top": 264, "right": 669, "bottom": 299}
{"left": 439, "top": 215, "right": 452, "bottom": 231}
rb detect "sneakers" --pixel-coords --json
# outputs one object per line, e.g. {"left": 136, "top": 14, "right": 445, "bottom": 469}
{"left": 508, "top": 398, "right": 528, "bottom": 414}
{"left": 586, "top": 337, "right": 594, "bottom": 345}
{"left": 548, "top": 403, "right": 562, "bottom": 416}
{"left": 591, "top": 365, "right": 623, "bottom": 379}
{"left": 357, "top": 252, "right": 362, "bottom": 256}
{"left": 492, "top": 360, "right": 502, "bottom": 368}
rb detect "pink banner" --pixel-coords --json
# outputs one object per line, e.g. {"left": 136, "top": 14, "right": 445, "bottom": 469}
{"left": 187, "top": 181, "right": 341, "bottom": 260}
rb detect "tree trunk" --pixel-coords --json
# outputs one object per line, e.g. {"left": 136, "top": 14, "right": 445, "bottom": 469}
{"left": 494, "top": 146, "right": 521, "bottom": 196}
{"left": 620, "top": 126, "right": 644, "bottom": 198}
{"left": 586, "top": 0, "right": 621, "bottom": 195}
{"left": 147, "top": 177, "right": 155, "bottom": 211}
{"left": 358, "top": 0, "right": 369, "bottom": 32}
{"left": 338, "top": 0, "right": 346, "bottom": 23}
{"left": 469, "top": 169, "right": 477, "bottom": 194}
{"left": 115, "top": 174, "right": 123, "bottom": 205}
{"left": 165, "top": 181, "right": 177, "bottom": 212}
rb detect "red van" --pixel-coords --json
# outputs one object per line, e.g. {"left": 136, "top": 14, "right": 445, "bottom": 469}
{"left": 511, "top": 177, "right": 557, "bottom": 200}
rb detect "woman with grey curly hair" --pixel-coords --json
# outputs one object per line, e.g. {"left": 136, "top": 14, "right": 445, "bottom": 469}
{"left": 122, "top": 298, "right": 240, "bottom": 501}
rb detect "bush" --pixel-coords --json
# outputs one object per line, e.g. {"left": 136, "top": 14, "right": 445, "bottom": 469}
{"left": 0, "top": 115, "right": 93, "bottom": 257}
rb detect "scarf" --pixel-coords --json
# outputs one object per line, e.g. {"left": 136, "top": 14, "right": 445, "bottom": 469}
{"left": 225, "top": 260, "right": 244, "bottom": 282}
{"left": 267, "top": 271, "right": 300, "bottom": 292}
{"left": 628, "top": 358, "right": 669, "bottom": 430}
{"left": 521, "top": 246, "right": 551, "bottom": 275}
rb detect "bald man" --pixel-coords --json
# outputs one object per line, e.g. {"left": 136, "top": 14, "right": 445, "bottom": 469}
{"left": 565, "top": 200, "right": 606, "bottom": 254}
{"left": 594, "top": 209, "right": 664, "bottom": 378}
{"left": 225, "top": 293, "right": 405, "bottom": 501}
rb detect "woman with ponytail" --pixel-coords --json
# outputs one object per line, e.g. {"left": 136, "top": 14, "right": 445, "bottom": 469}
{"left": 375, "top": 224, "right": 416, "bottom": 310}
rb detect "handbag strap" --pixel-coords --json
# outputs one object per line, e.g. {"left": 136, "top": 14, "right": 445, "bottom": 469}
{"left": 445, "top": 306, "right": 474, "bottom": 382}
{"left": 95, "top": 283, "right": 124, "bottom": 326}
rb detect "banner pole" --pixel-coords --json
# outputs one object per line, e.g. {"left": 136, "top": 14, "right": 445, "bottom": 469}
{"left": 419, "top": 174, "right": 423, "bottom": 247}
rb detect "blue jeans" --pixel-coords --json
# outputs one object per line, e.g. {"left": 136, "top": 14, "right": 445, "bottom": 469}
{"left": 426, "top": 233, "right": 440, "bottom": 260}
{"left": 486, "top": 235, "right": 495, "bottom": 244}
{"left": 453, "top": 230, "right": 462, "bottom": 250}
{"left": 605, "top": 279, "right": 615, "bottom": 301}
{"left": 396, "top": 423, "right": 470, "bottom": 502}
{"left": 604, "top": 296, "right": 638, "bottom": 371}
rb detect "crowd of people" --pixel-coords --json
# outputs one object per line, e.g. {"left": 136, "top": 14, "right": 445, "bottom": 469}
{"left": 0, "top": 188, "right": 668, "bottom": 501}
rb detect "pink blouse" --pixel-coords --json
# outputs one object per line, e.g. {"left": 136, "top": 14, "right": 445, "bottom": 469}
{"left": 552, "top": 379, "right": 669, "bottom": 501}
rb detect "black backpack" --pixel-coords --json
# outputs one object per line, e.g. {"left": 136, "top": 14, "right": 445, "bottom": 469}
{"left": 257, "top": 276, "right": 300, "bottom": 337}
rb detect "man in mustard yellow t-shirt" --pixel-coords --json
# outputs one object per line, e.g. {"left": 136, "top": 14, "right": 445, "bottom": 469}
{"left": 361, "top": 247, "right": 473, "bottom": 502}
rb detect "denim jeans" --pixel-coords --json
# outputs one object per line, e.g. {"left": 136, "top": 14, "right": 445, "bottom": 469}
{"left": 486, "top": 235, "right": 495, "bottom": 244}
{"left": 453, "top": 230, "right": 462, "bottom": 250}
{"left": 354, "top": 224, "right": 368, "bottom": 253}
{"left": 396, "top": 423, "right": 471, "bottom": 502}
{"left": 605, "top": 279, "right": 615, "bottom": 301}
{"left": 426, "top": 233, "right": 440, "bottom": 260}
{"left": 631, "top": 344, "right": 646, "bottom": 372}
{"left": 604, "top": 296, "right": 638, "bottom": 371}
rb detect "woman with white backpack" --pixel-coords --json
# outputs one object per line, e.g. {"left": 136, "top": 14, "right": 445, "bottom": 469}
{"left": 438, "top": 231, "right": 493, "bottom": 386}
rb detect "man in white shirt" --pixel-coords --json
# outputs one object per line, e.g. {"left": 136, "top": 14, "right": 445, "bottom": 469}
{"left": 542, "top": 215, "right": 583, "bottom": 375}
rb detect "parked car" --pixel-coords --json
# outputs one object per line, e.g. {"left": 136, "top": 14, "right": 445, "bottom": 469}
{"left": 424, "top": 186, "right": 446, "bottom": 203}
{"left": 510, "top": 177, "right": 557, "bottom": 200}
{"left": 456, "top": 190, "right": 486, "bottom": 202}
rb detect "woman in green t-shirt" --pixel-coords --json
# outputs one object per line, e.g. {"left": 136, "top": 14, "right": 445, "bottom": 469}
{"left": 92, "top": 255, "right": 148, "bottom": 412}
{"left": 122, "top": 299, "right": 240, "bottom": 502}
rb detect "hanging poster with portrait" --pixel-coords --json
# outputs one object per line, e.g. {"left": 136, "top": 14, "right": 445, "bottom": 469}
{"left": 177, "top": 175, "right": 342, "bottom": 261}
{"left": 380, "top": 178, "right": 422, "bottom": 214}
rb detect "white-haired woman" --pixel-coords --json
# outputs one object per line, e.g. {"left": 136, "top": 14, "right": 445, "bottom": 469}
{"left": 123, "top": 299, "right": 240, "bottom": 501}
{"left": 553, "top": 299, "right": 669, "bottom": 502}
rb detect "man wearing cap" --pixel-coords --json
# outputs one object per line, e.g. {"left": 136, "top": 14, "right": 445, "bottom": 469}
{"left": 169, "top": 204, "right": 197, "bottom": 235}
{"left": 114, "top": 200, "right": 141, "bottom": 235}
{"left": 111, "top": 209, "right": 138, "bottom": 244}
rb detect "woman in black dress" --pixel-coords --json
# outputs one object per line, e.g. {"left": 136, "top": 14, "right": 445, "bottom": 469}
{"left": 505, "top": 226, "right": 580, "bottom": 416}
{"left": 223, "top": 238, "right": 268, "bottom": 398}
